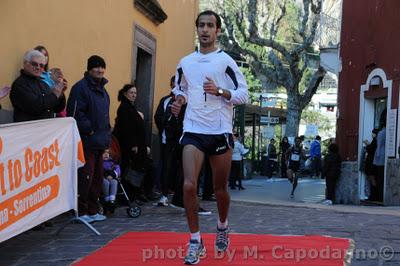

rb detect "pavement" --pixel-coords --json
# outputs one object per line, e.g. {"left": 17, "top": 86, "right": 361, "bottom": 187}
{"left": 1, "top": 176, "right": 400, "bottom": 266}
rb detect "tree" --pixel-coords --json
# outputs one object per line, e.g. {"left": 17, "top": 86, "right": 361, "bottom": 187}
{"left": 301, "top": 109, "right": 333, "bottom": 136}
{"left": 207, "top": 0, "right": 326, "bottom": 137}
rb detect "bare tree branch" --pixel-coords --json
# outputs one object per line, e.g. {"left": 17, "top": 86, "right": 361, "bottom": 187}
{"left": 299, "top": 0, "right": 311, "bottom": 39}
{"left": 294, "top": 0, "right": 322, "bottom": 54}
{"left": 299, "top": 66, "right": 326, "bottom": 109}
{"left": 269, "top": 0, "right": 287, "bottom": 38}
{"left": 246, "top": 0, "right": 292, "bottom": 62}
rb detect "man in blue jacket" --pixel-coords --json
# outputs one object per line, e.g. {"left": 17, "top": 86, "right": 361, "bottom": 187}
{"left": 67, "top": 55, "right": 111, "bottom": 223}
{"left": 310, "top": 135, "right": 322, "bottom": 178}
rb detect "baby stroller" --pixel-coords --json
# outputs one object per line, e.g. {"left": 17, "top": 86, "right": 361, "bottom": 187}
{"left": 99, "top": 136, "right": 141, "bottom": 218}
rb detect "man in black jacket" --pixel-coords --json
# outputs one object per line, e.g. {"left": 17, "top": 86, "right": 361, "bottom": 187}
{"left": 10, "top": 50, "right": 65, "bottom": 122}
{"left": 154, "top": 76, "right": 177, "bottom": 206}
{"left": 67, "top": 55, "right": 111, "bottom": 223}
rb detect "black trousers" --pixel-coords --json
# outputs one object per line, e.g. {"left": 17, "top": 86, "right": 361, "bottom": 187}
{"left": 229, "top": 160, "right": 241, "bottom": 187}
{"left": 160, "top": 142, "right": 180, "bottom": 196}
{"left": 370, "top": 165, "right": 384, "bottom": 202}
{"left": 325, "top": 175, "right": 337, "bottom": 201}
{"left": 312, "top": 157, "right": 322, "bottom": 177}
{"left": 171, "top": 145, "right": 184, "bottom": 207}
{"left": 266, "top": 159, "right": 278, "bottom": 178}
{"left": 78, "top": 149, "right": 104, "bottom": 215}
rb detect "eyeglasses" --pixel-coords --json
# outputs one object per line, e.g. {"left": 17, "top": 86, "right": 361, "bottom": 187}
{"left": 30, "top": 61, "right": 45, "bottom": 69}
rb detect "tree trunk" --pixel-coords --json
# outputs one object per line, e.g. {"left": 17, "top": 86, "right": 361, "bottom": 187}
{"left": 285, "top": 99, "right": 302, "bottom": 138}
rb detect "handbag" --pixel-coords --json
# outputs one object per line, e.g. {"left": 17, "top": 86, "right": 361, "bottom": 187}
{"left": 124, "top": 168, "right": 145, "bottom": 188}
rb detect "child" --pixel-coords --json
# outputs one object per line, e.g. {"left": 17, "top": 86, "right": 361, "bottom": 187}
{"left": 49, "top": 68, "right": 68, "bottom": 117}
{"left": 102, "top": 149, "right": 121, "bottom": 213}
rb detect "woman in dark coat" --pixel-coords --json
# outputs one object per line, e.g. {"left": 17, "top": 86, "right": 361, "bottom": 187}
{"left": 113, "top": 84, "right": 153, "bottom": 199}
{"left": 322, "top": 143, "right": 342, "bottom": 204}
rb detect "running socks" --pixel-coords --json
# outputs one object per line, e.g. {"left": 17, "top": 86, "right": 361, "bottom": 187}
{"left": 190, "top": 231, "right": 201, "bottom": 242}
{"left": 218, "top": 219, "right": 228, "bottom": 230}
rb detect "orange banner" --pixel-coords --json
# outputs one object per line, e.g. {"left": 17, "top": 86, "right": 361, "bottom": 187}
{"left": 0, "top": 175, "right": 60, "bottom": 231}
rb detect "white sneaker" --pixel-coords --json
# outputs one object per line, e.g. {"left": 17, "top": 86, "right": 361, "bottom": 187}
{"left": 198, "top": 207, "right": 212, "bottom": 215}
{"left": 79, "top": 215, "right": 94, "bottom": 223}
{"left": 321, "top": 200, "right": 333, "bottom": 205}
{"left": 157, "top": 196, "right": 169, "bottom": 206}
{"left": 89, "top": 213, "right": 107, "bottom": 221}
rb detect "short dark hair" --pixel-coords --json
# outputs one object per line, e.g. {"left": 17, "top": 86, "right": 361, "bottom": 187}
{"left": 316, "top": 135, "right": 321, "bottom": 140}
{"left": 118, "top": 83, "right": 135, "bottom": 101}
{"left": 170, "top": 75, "right": 175, "bottom": 85}
{"left": 195, "top": 10, "right": 221, "bottom": 29}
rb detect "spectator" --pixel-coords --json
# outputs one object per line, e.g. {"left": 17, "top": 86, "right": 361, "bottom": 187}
{"left": 362, "top": 129, "right": 379, "bottom": 199}
{"left": 154, "top": 76, "right": 177, "bottom": 206}
{"left": 33, "top": 46, "right": 52, "bottom": 86}
{"left": 310, "top": 135, "right": 322, "bottom": 178}
{"left": 102, "top": 149, "right": 121, "bottom": 214}
{"left": 112, "top": 84, "right": 154, "bottom": 202}
{"left": 372, "top": 110, "right": 386, "bottom": 202}
{"left": 266, "top": 138, "right": 278, "bottom": 179}
{"left": 34, "top": 46, "right": 68, "bottom": 117}
{"left": 49, "top": 68, "right": 68, "bottom": 117}
{"left": 280, "top": 137, "right": 290, "bottom": 178}
{"left": 10, "top": 49, "right": 65, "bottom": 122}
{"left": 0, "top": 86, "right": 11, "bottom": 101}
{"left": 322, "top": 143, "right": 341, "bottom": 205}
{"left": 0, "top": 86, "right": 11, "bottom": 110}
{"left": 67, "top": 55, "right": 111, "bottom": 223}
{"left": 230, "top": 133, "right": 248, "bottom": 190}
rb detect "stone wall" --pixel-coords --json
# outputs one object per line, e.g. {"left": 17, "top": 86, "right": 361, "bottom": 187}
{"left": 385, "top": 158, "right": 400, "bottom": 205}
{"left": 335, "top": 161, "right": 360, "bottom": 204}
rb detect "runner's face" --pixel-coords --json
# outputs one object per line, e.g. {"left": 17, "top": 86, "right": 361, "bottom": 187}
{"left": 197, "top": 14, "right": 220, "bottom": 48}
{"left": 295, "top": 139, "right": 301, "bottom": 147}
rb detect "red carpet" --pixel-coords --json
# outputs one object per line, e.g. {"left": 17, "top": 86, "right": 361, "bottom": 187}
{"left": 74, "top": 232, "right": 353, "bottom": 265}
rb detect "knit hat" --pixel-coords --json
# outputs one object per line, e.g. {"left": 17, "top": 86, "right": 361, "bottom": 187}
{"left": 87, "top": 55, "right": 106, "bottom": 71}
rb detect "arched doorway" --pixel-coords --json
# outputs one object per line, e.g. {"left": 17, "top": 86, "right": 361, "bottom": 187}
{"left": 358, "top": 68, "right": 392, "bottom": 204}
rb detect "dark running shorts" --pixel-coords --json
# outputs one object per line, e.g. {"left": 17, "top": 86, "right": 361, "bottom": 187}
{"left": 288, "top": 160, "right": 300, "bottom": 172}
{"left": 180, "top": 132, "right": 233, "bottom": 156}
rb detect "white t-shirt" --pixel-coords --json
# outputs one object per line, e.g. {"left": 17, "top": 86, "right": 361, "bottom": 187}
{"left": 232, "top": 140, "right": 248, "bottom": 161}
{"left": 172, "top": 49, "right": 248, "bottom": 134}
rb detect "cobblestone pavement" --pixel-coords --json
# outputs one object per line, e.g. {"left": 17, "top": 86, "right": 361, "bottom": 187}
{"left": 1, "top": 198, "right": 400, "bottom": 266}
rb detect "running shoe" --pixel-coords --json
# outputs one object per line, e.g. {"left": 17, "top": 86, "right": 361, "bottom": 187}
{"left": 198, "top": 207, "right": 212, "bottom": 215}
{"left": 215, "top": 227, "right": 230, "bottom": 252}
{"left": 184, "top": 239, "right": 206, "bottom": 265}
{"left": 157, "top": 195, "right": 169, "bottom": 206}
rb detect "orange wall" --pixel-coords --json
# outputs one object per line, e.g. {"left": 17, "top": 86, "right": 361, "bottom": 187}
{"left": 0, "top": 0, "right": 198, "bottom": 132}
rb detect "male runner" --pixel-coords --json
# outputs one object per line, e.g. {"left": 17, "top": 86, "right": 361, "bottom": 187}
{"left": 286, "top": 136, "right": 306, "bottom": 198}
{"left": 171, "top": 10, "right": 248, "bottom": 265}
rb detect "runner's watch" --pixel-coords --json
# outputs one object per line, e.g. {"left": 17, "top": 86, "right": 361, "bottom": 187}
{"left": 216, "top": 87, "right": 224, "bottom": 96}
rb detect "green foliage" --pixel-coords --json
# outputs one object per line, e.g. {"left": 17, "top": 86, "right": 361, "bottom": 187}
{"left": 241, "top": 67, "right": 262, "bottom": 103}
{"left": 300, "top": 109, "right": 333, "bottom": 135}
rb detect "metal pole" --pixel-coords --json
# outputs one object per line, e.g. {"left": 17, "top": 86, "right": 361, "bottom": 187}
{"left": 252, "top": 113, "right": 256, "bottom": 172}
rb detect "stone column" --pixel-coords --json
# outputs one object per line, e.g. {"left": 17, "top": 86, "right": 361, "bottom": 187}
{"left": 335, "top": 161, "right": 360, "bottom": 205}
{"left": 384, "top": 158, "right": 400, "bottom": 205}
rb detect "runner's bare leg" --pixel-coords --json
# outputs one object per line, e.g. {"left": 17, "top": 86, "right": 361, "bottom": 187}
{"left": 182, "top": 145, "right": 205, "bottom": 233}
{"left": 209, "top": 149, "right": 232, "bottom": 223}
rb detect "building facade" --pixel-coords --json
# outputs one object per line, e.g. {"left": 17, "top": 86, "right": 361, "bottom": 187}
{"left": 0, "top": 0, "right": 199, "bottom": 154}
{"left": 336, "top": 0, "right": 400, "bottom": 205}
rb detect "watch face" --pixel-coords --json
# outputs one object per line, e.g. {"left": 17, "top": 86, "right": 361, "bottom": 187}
{"left": 218, "top": 89, "right": 223, "bottom": 95}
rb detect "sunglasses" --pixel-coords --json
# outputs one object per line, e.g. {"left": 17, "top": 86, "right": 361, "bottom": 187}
{"left": 30, "top": 61, "right": 46, "bottom": 69}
